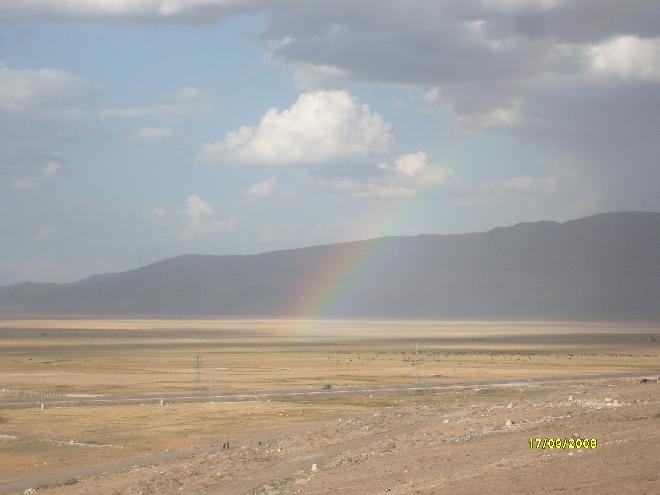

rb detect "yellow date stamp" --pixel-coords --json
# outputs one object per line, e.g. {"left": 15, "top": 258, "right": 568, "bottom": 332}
{"left": 529, "top": 437, "right": 598, "bottom": 449}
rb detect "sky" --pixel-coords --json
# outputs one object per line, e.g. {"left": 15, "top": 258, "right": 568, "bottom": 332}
{"left": 0, "top": 0, "right": 659, "bottom": 285}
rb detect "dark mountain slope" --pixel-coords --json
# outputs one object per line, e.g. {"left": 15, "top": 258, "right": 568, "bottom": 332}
{"left": 1, "top": 212, "right": 658, "bottom": 320}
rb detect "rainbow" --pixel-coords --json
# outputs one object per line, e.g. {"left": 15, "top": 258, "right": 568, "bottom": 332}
{"left": 292, "top": 198, "right": 423, "bottom": 324}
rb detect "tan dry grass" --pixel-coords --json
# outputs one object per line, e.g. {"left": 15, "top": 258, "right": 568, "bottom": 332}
{"left": 0, "top": 319, "right": 658, "bottom": 396}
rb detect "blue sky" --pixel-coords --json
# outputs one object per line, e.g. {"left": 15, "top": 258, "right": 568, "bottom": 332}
{"left": 1, "top": 1, "right": 658, "bottom": 284}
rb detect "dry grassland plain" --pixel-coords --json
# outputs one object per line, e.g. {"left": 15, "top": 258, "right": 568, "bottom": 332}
{"left": 0, "top": 319, "right": 658, "bottom": 494}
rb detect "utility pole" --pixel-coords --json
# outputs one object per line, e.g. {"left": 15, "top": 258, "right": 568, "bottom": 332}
{"left": 194, "top": 354, "right": 202, "bottom": 393}
{"left": 208, "top": 368, "right": 212, "bottom": 403}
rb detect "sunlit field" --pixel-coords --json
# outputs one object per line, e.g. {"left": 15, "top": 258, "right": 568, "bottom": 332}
{"left": 0, "top": 319, "right": 658, "bottom": 494}
{"left": 0, "top": 319, "right": 658, "bottom": 396}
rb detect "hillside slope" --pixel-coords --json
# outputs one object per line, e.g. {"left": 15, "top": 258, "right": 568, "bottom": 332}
{"left": 1, "top": 212, "right": 658, "bottom": 320}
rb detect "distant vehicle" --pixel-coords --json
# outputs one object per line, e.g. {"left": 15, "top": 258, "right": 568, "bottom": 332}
{"left": 322, "top": 384, "right": 332, "bottom": 390}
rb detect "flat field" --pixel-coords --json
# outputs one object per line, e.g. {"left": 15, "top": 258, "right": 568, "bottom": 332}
{"left": 1, "top": 319, "right": 658, "bottom": 396}
{"left": 0, "top": 319, "right": 658, "bottom": 494}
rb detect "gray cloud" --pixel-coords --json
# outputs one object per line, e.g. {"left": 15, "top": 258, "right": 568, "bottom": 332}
{"left": 257, "top": 1, "right": 660, "bottom": 210}
{"left": 0, "top": 64, "right": 98, "bottom": 188}
{"left": 0, "top": 1, "right": 263, "bottom": 25}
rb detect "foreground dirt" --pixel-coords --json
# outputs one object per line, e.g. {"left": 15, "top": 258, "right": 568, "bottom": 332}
{"left": 5, "top": 376, "right": 656, "bottom": 495}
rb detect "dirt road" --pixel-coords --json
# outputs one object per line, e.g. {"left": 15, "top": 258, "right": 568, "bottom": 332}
{"left": 1, "top": 371, "right": 653, "bottom": 407}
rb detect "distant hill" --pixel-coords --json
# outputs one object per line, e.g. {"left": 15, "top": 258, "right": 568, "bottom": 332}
{"left": 1, "top": 212, "right": 659, "bottom": 320}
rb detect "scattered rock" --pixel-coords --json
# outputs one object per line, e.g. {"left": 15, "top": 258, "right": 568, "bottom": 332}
{"left": 507, "top": 402, "right": 513, "bottom": 409}
{"left": 443, "top": 419, "right": 449, "bottom": 424}
{"left": 311, "top": 463, "right": 318, "bottom": 472}
{"left": 568, "top": 395, "right": 574, "bottom": 401}
{"left": 505, "top": 418, "right": 514, "bottom": 427}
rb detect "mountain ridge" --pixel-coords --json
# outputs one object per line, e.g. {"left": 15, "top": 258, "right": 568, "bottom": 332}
{"left": 1, "top": 211, "right": 659, "bottom": 320}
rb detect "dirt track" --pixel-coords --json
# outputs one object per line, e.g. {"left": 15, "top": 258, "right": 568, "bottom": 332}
{"left": 213, "top": 409, "right": 470, "bottom": 495}
{"left": 0, "top": 370, "right": 652, "bottom": 408}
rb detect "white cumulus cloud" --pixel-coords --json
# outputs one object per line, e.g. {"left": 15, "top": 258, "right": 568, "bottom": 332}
{"left": 183, "top": 194, "right": 235, "bottom": 238}
{"left": 130, "top": 127, "right": 177, "bottom": 142}
{"left": 290, "top": 63, "right": 351, "bottom": 89}
{"left": 482, "top": 176, "right": 559, "bottom": 193}
{"left": 197, "top": 90, "right": 393, "bottom": 165}
{"left": 243, "top": 177, "right": 277, "bottom": 197}
{"left": 33, "top": 227, "right": 55, "bottom": 241}
{"left": 7, "top": 160, "right": 63, "bottom": 190}
{"left": 458, "top": 100, "right": 522, "bottom": 130}
{"left": 422, "top": 87, "right": 443, "bottom": 105}
{"left": 333, "top": 151, "right": 456, "bottom": 200}
{"left": 589, "top": 36, "right": 660, "bottom": 82}
{"left": 148, "top": 207, "right": 167, "bottom": 224}
{"left": 99, "top": 86, "right": 211, "bottom": 119}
